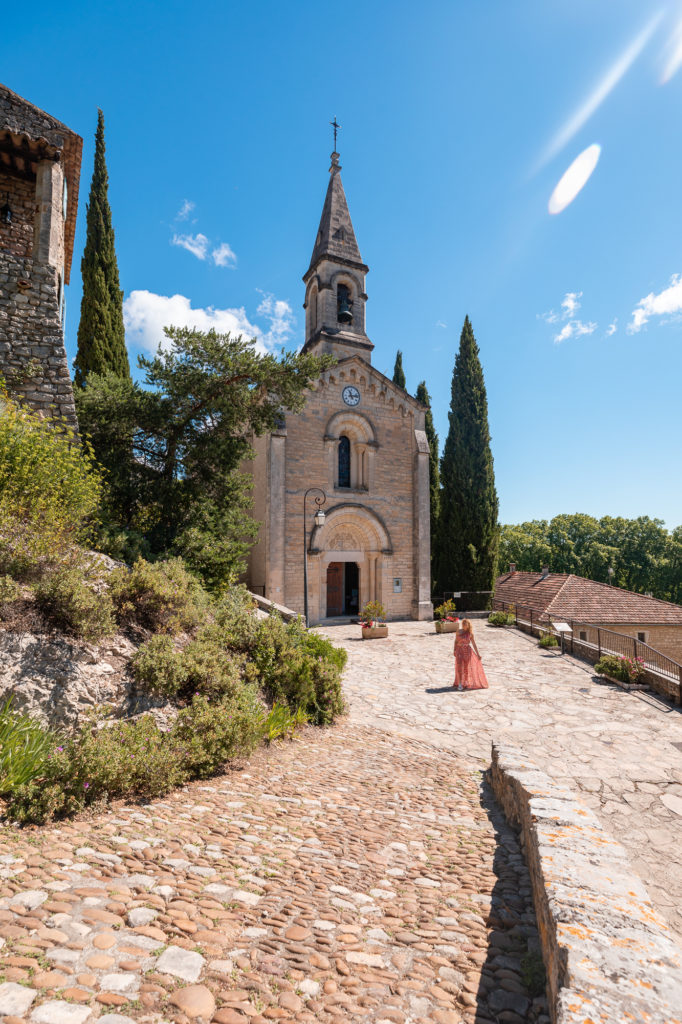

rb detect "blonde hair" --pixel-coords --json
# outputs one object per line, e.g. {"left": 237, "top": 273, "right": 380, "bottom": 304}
{"left": 461, "top": 618, "right": 473, "bottom": 634}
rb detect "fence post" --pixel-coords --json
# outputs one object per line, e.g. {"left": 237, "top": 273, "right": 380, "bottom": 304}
{"left": 515, "top": 604, "right": 518, "bottom": 627}
{"left": 597, "top": 628, "right": 601, "bottom": 659}
{"left": 678, "top": 666, "right": 682, "bottom": 706}
{"left": 633, "top": 637, "right": 637, "bottom": 662}
{"left": 530, "top": 609, "right": 533, "bottom": 635}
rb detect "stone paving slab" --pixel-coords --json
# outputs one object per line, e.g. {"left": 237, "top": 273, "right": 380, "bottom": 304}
{"left": 317, "top": 620, "right": 682, "bottom": 940}
{"left": 0, "top": 723, "right": 546, "bottom": 1024}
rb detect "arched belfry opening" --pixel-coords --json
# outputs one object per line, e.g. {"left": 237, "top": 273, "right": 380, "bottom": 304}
{"left": 337, "top": 283, "right": 353, "bottom": 324}
{"left": 338, "top": 435, "right": 351, "bottom": 487}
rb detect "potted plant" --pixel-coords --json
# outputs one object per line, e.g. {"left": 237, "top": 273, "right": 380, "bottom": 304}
{"left": 595, "top": 653, "right": 645, "bottom": 689}
{"left": 361, "top": 601, "right": 388, "bottom": 639}
{"left": 434, "top": 599, "right": 459, "bottom": 634}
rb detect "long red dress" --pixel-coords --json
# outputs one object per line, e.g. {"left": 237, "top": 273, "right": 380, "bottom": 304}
{"left": 454, "top": 631, "right": 489, "bottom": 690}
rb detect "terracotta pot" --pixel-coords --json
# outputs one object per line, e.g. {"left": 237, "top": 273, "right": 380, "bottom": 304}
{"left": 435, "top": 621, "right": 459, "bottom": 634}
{"left": 361, "top": 625, "right": 388, "bottom": 639}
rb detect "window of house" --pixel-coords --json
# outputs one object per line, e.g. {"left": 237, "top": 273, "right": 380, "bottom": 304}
{"left": 637, "top": 631, "right": 647, "bottom": 643}
{"left": 338, "top": 435, "right": 351, "bottom": 487}
{"left": 579, "top": 630, "right": 587, "bottom": 641}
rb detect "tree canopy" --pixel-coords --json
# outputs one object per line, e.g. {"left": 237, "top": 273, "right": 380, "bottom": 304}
{"left": 392, "top": 350, "right": 406, "bottom": 389}
{"left": 77, "top": 327, "right": 333, "bottom": 591}
{"left": 415, "top": 380, "right": 440, "bottom": 579}
{"left": 74, "top": 109, "right": 129, "bottom": 390}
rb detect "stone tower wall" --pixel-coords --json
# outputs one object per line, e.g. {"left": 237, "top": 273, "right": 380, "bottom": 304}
{"left": 0, "top": 85, "right": 80, "bottom": 429}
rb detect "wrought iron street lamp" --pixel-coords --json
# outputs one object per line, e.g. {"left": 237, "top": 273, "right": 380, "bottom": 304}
{"left": 303, "top": 487, "right": 326, "bottom": 628}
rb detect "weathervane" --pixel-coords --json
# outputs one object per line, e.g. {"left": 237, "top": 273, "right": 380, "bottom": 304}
{"left": 330, "top": 116, "right": 341, "bottom": 151}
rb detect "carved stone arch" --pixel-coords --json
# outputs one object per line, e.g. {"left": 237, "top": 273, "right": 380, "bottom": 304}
{"left": 325, "top": 410, "right": 376, "bottom": 445}
{"left": 310, "top": 502, "right": 393, "bottom": 554}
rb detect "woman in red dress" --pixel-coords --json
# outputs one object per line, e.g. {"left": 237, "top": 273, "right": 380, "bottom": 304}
{"left": 454, "top": 619, "right": 489, "bottom": 691}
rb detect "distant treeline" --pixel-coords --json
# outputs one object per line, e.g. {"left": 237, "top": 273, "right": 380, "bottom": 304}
{"left": 499, "top": 514, "right": 682, "bottom": 603}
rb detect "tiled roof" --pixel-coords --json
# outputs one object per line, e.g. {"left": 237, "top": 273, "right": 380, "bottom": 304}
{"left": 494, "top": 571, "right": 682, "bottom": 625}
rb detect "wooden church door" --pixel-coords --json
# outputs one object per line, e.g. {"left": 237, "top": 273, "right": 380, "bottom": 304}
{"left": 326, "top": 563, "right": 343, "bottom": 616}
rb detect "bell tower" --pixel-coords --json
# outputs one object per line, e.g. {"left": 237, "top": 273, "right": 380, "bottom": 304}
{"left": 302, "top": 149, "right": 373, "bottom": 362}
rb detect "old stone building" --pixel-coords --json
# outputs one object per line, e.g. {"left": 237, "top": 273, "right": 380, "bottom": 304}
{"left": 247, "top": 151, "right": 432, "bottom": 624}
{"left": 0, "top": 83, "right": 81, "bottom": 427}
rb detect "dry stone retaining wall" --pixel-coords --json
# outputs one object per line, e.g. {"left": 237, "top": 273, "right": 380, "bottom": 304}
{"left": 490, "top": 742, "right": 682, "bottom": 1024}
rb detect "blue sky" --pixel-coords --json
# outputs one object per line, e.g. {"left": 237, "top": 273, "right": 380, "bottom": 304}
{"left": 4, "top": 0, "right": 682, "bottom": 526}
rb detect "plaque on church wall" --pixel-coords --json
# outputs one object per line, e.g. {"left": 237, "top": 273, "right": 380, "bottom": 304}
{"left": 393, "top": 578, "right": 402, "bottom": 593}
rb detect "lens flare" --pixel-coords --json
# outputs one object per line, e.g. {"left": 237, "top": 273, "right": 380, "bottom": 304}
{"left": 548, "top": 144, "right": 601, "bottom": 215}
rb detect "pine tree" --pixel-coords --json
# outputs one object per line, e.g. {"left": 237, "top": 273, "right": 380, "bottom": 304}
{"left": 435, "top": 316, "right": 498, "bottom": 605}
{"left": 415, "top": 380, "right": 440, "bottom": 565}
{"left": 392, "top": 349, "right": 406, "bottom": 389}
{"left": 74, "top": 110, "right": 129, "bottom": 389}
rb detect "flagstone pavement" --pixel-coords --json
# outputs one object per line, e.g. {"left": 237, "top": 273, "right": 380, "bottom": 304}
{"left": 317, "top": 619, "right": 682, "bottom": 942}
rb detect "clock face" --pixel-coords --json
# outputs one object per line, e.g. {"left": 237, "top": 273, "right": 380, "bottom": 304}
{"left": 342, "top": 385, "right": 360, "bottom": 407}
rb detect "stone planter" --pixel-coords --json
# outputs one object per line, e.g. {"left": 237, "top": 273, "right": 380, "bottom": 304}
{"left": 598, "top": 672, "right": 645, "bottom": 691}
{"left": 435, "top": 621, "right": 459, "bottom": 634}
{"left": 361, "top": 625, "right": 388, "bottom": 640}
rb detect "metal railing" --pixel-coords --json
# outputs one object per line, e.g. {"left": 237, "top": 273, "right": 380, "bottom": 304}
{"left": 493, "top": 600, "right": 682, "bottom": 705}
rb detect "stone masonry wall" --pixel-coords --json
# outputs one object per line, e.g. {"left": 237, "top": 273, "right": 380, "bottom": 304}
{"left": 490, "top": 742, "right": 682, "bottom": 1024}
{"left": 0, "top": 251, "right": 78, "bottom": 428}
{"left": 0, "top": 171, "right": 34, "bottom": 259}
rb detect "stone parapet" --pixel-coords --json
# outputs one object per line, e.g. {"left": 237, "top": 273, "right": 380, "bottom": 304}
{"left": 489, "top": 742, "right": 682, "bottom": 1024}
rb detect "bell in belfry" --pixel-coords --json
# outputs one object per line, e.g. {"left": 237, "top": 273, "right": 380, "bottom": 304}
{"left": 338, "top": 295, "right": 353, "bottom": 324}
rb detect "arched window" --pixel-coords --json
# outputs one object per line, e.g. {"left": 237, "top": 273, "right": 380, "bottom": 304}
{"left": 338, "top": 435, "right": 351, "bottom": 487}
{"left": 337, "top": 283, "right": 353, "bottom": 324}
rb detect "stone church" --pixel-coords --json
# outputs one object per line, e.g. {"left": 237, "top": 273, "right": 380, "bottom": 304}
{"left": 0, "top": 83, "right": 80, "bottom": 428}
{"left": 247, "top": 150, "right": 433, "bottom": 624}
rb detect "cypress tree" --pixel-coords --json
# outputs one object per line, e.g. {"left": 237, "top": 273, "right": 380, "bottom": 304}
{"left": 415, "top": 380, "right": 440, "bottom": 564}
{"left": 74, "top": 110, "right": 129, "bottom": 389}
{"left": 392, "top": 349, "right": 406, "bottom": 389}
{"left": 435, "top": 316, "right": 498, "bottom": 605}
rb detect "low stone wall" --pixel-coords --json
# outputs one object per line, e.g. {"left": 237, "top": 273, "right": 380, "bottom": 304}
{"left": 248, "top": 591, "right": 300, "bottom": 623}
{"left": 489, "top": 743, "right": 682, "bottom": 1024}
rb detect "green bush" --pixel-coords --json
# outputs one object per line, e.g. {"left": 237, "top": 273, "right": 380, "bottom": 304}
{"left": 361, "top": 600, "right": 386, "bottom": 625}
{"left": 7, "top": 713, "right": 185, "bottom": 824}
{"left": 251, "top": 616, "right": 346, "bottom": 725}
{"left": 595, "top": 653, "right": 645, "bottom": 683}
{"left": 172, "top": 690, "right": 266, "bottom": 779}
{"left": 0, "top": 397, "right": 102, "bottom": 579}
{"left": 434, "top": 598, "right": 458, "bottom": 621}
{"left": 538, "top": 631, "right": 559, "bottom": 648}
{"left": 111, "top": 557, "right": 210, "bottom": 634}
{"left": 131, "top": 635, "right": 186, "bottom": 698}
{"left": 35, "top": 565, "right": 116, "bottom": 642}
{"left": 262, "top": 703, "right": 309, "bottom": 743}
{"left": 488, "top": 611, "right": 514, "bottom": 626}
{"left": 0, "top": 575, "right": 21, "bottom": 604}
{"left": 0, "top": 697, "right": 57, "bottom": 794}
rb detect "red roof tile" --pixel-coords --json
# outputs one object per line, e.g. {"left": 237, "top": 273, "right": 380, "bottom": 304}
{"left": 494, "top": 571, "right": 682, "bottom": 625}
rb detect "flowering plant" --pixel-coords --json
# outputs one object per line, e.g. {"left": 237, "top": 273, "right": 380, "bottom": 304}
{"left": 434, "top": 599, "right": 458, "bottom": 622}
{"left": 360, "top": 601, "right": 386, "bottom": 627}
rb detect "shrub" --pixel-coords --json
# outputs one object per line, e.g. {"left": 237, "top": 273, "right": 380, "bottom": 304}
{"left": 361, "top": 600, "right": 386, "bottom": 625}
{"left": 488, "top": 611, "right": 514, "bottom": 627}
{"left": 262, "top": 703, "right": 309, "bottom": 743}
{"left": 6, "top": 713, "right": 186, "bottom": 823}
{"left": 131, "top": 635, "right": 186, "bottom": 698}
{"left": 595, "top": 653, "right": 645, "bottom": 684}
{"left": 171, "top": 689, "right": 266, "bottom": 779}
{"left": 0, "top": 397, "right": 102, "bottom": 579}
{"left": 538, "top": 631, "right": 558, "bottom": 648}
{"left": 0, "top": 696, "right": 57, "bottom": 794}
{"left": 110, "top": 557, "right": 210, "bottom": 634}
{"left": 0, "top": 575, "right": 21, "bottom": 604}
{"left": 35, "top": 564, "right": 116, "bottom": 642}
{"left": 434, "top": 598, "right": 458, "bottom": 621}
{"left": 252, "top": 616, "right": 346, "bottom": 725}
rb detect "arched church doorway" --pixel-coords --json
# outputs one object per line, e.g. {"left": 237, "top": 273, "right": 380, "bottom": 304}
{"left": 326, "top": 562, "right": 360, "bottom": 617}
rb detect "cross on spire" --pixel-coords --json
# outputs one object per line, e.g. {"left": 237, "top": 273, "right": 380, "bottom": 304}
{"left": 330, "top": 116, "right": 341, "bottom": 151}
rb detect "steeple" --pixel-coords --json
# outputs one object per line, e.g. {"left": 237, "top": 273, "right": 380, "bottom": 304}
{"left": 302, "top": 149, "right": 373, "bottom": 361}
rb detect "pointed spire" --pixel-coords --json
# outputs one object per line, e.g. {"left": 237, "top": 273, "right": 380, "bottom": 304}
{"left": 306, "top": 151, "right": 365, "bottom": 275}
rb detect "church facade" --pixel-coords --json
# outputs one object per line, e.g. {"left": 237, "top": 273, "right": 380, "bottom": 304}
{"left": 247, "top": 151, "right": 432, "bottom": 625}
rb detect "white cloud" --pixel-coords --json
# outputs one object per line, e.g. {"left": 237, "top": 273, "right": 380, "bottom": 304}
{"left": 435, "top": 320, "right": 447, "bottom": 329}
{"left": 171, "top": 232, "right": 210, "bottom": 260}
{"left": 606, "top": 320, "right": 618, "bottom": 336}
{"left": 628, "top": 273, "right": 682, "bottom": 332}
{"left": 660, "top": 14, "right": 682, "bottom": 83}
{"left": 540, "top": 291, "right": 597, "bottom": 343}
{"left": 561, "top": 291, "right": 582, "bottom": 317}
{"left": 554, "top": 319, "right": 597, "bottom": 344}
{"left": 538, "top": 11, "right": 663, "bottom": 169}
{"left": 123, "top": 290, "right": 294, "bottom": 355}
{"left": 257, "top": 293, "right": 294, "bottom": 347}
{"left": 212, "top": 242, "right": 237, "bottom": 267}
{"left": 176, "top": 199, "right": 195, "bottom": 221}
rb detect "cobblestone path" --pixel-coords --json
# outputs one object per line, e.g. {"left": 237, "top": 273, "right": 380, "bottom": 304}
{"left": 0, "top": 724, "right": 545, "bottom": 1024}
{"left": 318, "top": 620, "right": 682, "bottom": 939}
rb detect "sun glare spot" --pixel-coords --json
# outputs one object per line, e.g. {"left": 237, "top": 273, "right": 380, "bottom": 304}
{"left": 660, "top": 16, "right": 682, "bottom": 83}
{"left": 548, "top": 144, "right": 601, "bottom": 215}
